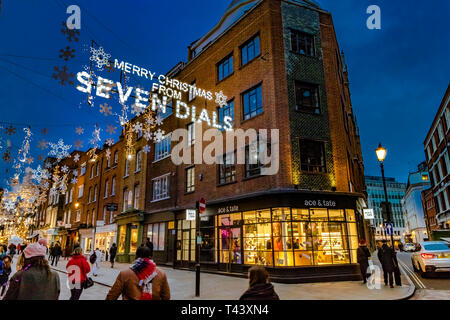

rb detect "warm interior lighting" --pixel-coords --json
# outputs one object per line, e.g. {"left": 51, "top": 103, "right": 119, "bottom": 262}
{"left": 375, "top": 143, "right": 387, "bottom": 162}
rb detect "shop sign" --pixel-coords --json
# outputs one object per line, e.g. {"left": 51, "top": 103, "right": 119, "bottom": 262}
{"left": 65, "top": 224, "right": 72, "bottom": 229}
{"left": 196, "top": 236, "right": 202, "bottom": 245}
{"left": 304, "top": 200, "right": 336, "bottom": 208}
{"left": 96, "top": 220, "right": 105, "bottom": 227}
{"left": 168, "top": 221, "right": 175, "bottom": 229}
{"left": 200, "top": 216, "right": 209, "bottom": 221}
{"left": 186, "top": 209, "right": 196, "bottom": 221}
{"left": 106, "top": 203, "right": 119, "bottom": 211}
{"left": 217, "top": 205, "right": 239, "bottom": 214}
{"left": 363, "top": 209, "right": 374, "bottom": 220}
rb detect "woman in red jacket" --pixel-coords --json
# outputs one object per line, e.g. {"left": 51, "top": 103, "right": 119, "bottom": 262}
{"left": 66, "top": 247, "right": 90, "bottom": 300}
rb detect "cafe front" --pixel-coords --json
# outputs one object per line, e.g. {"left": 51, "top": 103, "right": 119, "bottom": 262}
{"left": 173, "top": 191, "right": 366, "bottom": 283}
{"left": 115, "top": 209, "right": 144, "bottom": 263}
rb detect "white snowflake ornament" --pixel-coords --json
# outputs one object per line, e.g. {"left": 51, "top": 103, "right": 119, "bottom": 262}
{"left": 131, "top": 104, "right": 145, "bottom": 116}
{"left": 3, "top": 200, "right": 15, "bottom": 211}
{"left": 154, "top": 129, "right": 166, "bottom": 143}
{"left": 143, "top": 145, "right": 151, "bottom": 154}
{"left": 61, "top": 165, "right": 69, "bottom": 173}
{"left": 156, "top": 115, "right": 164, "bottom": 126}
{"left": 90, "top": 46, "right": 111, "bottom": 69}
{"left": 48, "top": 139, "right": 72, "bottom": 161}
{"left": 143, "top": 130, "right": 152, "bottom": 141}
{"left": 215, "top": 90, "right": 228, "bottom": 108}
{"left": 73, "top": 154, "right": 80, "bottom": 162}
{"left": 133, "top": 122, "right": 143, "bottom": 134}
{"left": 71, "top": 177, "right": 78, "bottom": 185}
{"left": 31, "top": 165, "right": 49, "bottom": 183}
{"left": 106, "top": 138, "right": 114, "bottom": 147}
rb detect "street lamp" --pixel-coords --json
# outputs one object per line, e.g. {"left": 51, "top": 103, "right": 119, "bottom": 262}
{"left": 375, "top": 143, "right": 395, "bottom": 249}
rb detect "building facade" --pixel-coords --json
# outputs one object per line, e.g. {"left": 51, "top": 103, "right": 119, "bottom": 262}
{"left": 141, "top": 0, "right": 367, "bottom": 283}
{"left": 421, "top": 188, "right": 438, "bottom": 237}
{"left": 424, "top": 84, "right": 450, "bottom": 230}
{"left": 402, "top": 163, "right": 430, "bottom": 243}
{"left": 365, "top": 176, "right": 406, "bottom": 247}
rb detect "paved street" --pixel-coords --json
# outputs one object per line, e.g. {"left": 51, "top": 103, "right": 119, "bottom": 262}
{"left": 396, "top": 252, "right": 450, "bottom": 299}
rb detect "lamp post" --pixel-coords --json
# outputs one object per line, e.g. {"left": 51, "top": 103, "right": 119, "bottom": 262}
{"left": 376, "top": 143, "right": 395, "bottom": 249}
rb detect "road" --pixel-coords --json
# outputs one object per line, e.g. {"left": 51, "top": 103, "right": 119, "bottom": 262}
{"left": 396, "top": 252, "right": 450, "bottom": 299}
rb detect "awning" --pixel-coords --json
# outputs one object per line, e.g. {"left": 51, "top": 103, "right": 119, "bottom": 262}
{"left": 441, "top": 237, "right": 450, "bottom": 243}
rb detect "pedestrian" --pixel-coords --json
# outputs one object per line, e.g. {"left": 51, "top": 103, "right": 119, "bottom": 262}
{"left": 239, "top": 266, "right": 280, "bottom": 300}
{"left": 8, "top": 243, "right": 16, "bottom": 257}
{"left": 145, "top": 238, "right": 154, "bottom": 258}
{"left": 0, "top": 255, "right": 12, "bottom": 298}
{"left": 357, "top": 239, "right": 371, "bottom": 284}
{"left": 0, "top": 246, "right": 6, "bottom": 260}
{"left": 106, "top": 246, "right": 170, "bottom": 300}
{"left": 66, "top": 247, "right": 91, "bottom": 300}
{"left": 52, "top": 242, "right": 62, "bottom": 266}
{"left": 393, "top": 251, "right": 402, "bottom": 286}
{"left": 48, "top": 242, "right": 54, "bottom": 262}
{"left": 91, "top": 248, "right": 102, "bottom": 276}
{"left": 3, "top": 242, "right": 60, "bottom": 300}
{"left": 378, "top": 240, "right": 395, "bottom": 288}
{"left": 109, "top": 243, "right": 117, "bottom": 268}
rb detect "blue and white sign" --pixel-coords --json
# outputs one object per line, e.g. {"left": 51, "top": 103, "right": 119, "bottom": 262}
{"left": 385, "top": 222, "right": 394, "bottom": 236}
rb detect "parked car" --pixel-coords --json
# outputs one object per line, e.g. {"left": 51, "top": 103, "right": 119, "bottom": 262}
{"left": 411, "top": 241, "right": 450, "bottom": 277}
{"left": 404, "top": 243, "right": 416, "bottom": 252}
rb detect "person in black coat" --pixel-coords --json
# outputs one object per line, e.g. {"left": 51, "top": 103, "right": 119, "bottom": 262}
{"left": 378, "top": 240, "right": 396, "bottom": 288}
{"left": 145, "top": 238, "right": 154, "bottom": 258}
{"left": 239, "top": 266, "right": 279, "bottom": 300}
{"left": 109, "top": 243, "right": 117, "bottom": 268}
{"left": 357, "top": 239, "right": 371, "bottom": 283}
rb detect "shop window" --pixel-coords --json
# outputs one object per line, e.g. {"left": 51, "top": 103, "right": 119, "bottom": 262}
{"left": 310, "top": 208, "right": 328, "bottom": 221}
{"left": 241, "top": 34, "right": 260, "bottom": 66}
{"left": 290, "top": 29, "right": 315, "bottom": 56}
{"left": 299, "top": 139, "right": 326, "bottom": 173}
{"left": 329, "top": 209, "right": 345, "bottom": 221}
{"left": 295, "top": 82, "right": 320, "bottom": 114}
{"left": 292, "top": 208, "right": 309, "bottom": 220}
{"left": 130, "top": 224, "right": 139, "bottom": 254}
{"left": 118, "top": 225, "right": 126, "bottom": 254}
{"left": 146, "top": 222, "right": 166, "bottom": 251}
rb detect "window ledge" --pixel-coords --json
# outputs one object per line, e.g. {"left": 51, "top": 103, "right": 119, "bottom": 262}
{"left": 216, "top": 72, "right": 234, "bottom": 85}
{"left": 151, "top": 196, "right": 171, "bottom": 203}
{"left": 184, "top": 191, "right": 195, "bottom": 195}
{"left": 135, "top": 170, "right": 141, "bottom": 174}
{"left": 242, "top": 174, "right": 263, "bottom": 182}
{"left": 241, "top": 111, "right": 264, "bottom": 125}
{"left": 153, "top": 155, "right": 171, "bottom": 164}
{"left": 239, "top": 54, "right": 261, "bottom": 71}
{"left": 217, "top": 180, "right": 237, "bottom": 188}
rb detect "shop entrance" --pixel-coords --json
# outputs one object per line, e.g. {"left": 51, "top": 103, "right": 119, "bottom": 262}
{"left": 218, "top": 226, "right": 242, "bottom": 271}
{"left": 176, "top": 220, "right": 195, "bottom": 267}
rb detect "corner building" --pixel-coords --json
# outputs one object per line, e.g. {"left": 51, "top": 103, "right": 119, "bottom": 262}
{"left": 143, "top": 0, "right": 367, "bottom": 282}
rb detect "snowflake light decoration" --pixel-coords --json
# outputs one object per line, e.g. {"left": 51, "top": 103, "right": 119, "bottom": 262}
{"left": 215, "top": 91, "right": 228, "bottom": 108}
{"left": 156, "top": 115, "right": 164, "bottom": 126}
{"left": 145, "top": 115, "right": 156, "bottom": 127}
{"left": 61, "top": 21, "right": 80, "bottom": 42}
{"left": 48, "top": 139, "right": 72, "bottom": 161}
{"left": 154, "top": 129, "right": 166, "bottom": 143}
{"left": 3, "top": 200, "right": 15, "bottom": 211}
{"left": 90, "top": 46, "right": 111, "bottom": 69}
{"left": 76, "top": 127, "right": 84, "bottom": 135}
{"left": 106, "top": 125, "right": 117, "bottom": 135}
{"left": 131, "top": 104, "right": 145, "bottom": 116}
{"left": 49, "top": 188, "right": 58, "bottom": 198}
{"left": 106, "top": 138, "right": 114, "bottom": 147}
{"left": 45, "top": 162, "right": 52, "bottom": 169}
{"left": 61, "top": 165, "right": 69, "bottom": 173}
{"left": 59, "top": 46, "right": 75, "bottom": 61}
{"left": 132, "top": 122, "right": 143, "bottom": 134}
{"left": 52, "top": 66, "right": 74, "bottom": 86}
{"left": 73, "top": 139, "right": 83, "bottom": 150}
{"left": 73, "top": 153, "right": 80, "bottom": 162}
{"left": 72, "top": 169, "right": 78, "bottom": 177}
{"left": 71, "top": 177, "right": 78, "bottom": 185}
{"left": 143, "top": 130, "right": 152, "bottom": 141}
{"left": 99, "top": 103, "right": 112, "bottom": 117}
{"left": 143, "top": 145, "right": 151, "bottom": 154}
{"left": 90, "top": 126, "right": 101, "bottom": 148}
{"left": 31, "top": 165, "right": 49, "bottom": 183}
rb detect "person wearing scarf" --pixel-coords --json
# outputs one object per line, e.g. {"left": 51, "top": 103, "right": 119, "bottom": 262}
{"left": 106, "top": 246, "right": 170, "bottom": 300}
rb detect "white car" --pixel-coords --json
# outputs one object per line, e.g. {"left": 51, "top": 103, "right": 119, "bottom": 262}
{"left": 404, "top": 243, "right": 416, "bottom": 252}
{"left": 411, "top": 241, "right": 450, "bottom": 277}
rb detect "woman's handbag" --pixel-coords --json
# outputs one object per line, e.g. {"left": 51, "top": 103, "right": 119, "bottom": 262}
{"left": 83, "top": 277, "right": 94, "bottom": 289}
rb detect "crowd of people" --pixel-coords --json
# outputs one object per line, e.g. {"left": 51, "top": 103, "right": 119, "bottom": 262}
{"left": 0, "top": 235, "right": 408, "bottom": 300}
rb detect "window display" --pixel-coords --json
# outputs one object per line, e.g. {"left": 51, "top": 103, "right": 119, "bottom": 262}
{"left": 215, "top": 207, "right": 360, "bottom": 268}
{"left": 118, "top": 225, "right": 126, "bottom": 254}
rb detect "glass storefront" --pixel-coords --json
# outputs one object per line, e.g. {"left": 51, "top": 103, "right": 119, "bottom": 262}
{"left": 118, "top": 225, "right": 126, "bottom": 254}
{"left": 212, "top": 207, "right": 358, "bottom": 267}
{"left": 130, "top": 224, "right": 139, "bottom": 253}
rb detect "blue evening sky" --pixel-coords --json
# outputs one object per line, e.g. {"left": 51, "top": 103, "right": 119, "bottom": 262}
{"left": 0, "top": 0, "right": 449, "bottom": 189}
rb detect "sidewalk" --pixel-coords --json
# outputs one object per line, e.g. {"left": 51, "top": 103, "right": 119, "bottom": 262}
{"left": 50, "top": 255, "right": 415, "bottom": 300}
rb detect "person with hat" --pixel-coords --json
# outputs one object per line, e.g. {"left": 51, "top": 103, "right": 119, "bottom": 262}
{"left": 106, "top": 246, "right": 170, "bottom": 300}
{"left": 3, "top": 242, "right": 60, "bottom": 300}
{"left": 357, "top": 239, "right": 371, "bottom": 284}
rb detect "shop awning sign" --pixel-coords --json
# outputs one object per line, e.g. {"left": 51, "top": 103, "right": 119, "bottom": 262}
{"left": 363, "top": 209, "right": 374, "bottom": 220}
{"left": 186, "top": 209, "right": 196, "bottom": 221}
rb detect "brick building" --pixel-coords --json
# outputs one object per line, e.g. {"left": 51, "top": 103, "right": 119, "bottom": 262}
{"left": 424, "top": 84, "right": 450, "bottom": 230}
{"left": 131, "top": 0, "right": 368, "bottom": 282}
{"left": 421, "top": 188, "right": 438, "bottom": 237}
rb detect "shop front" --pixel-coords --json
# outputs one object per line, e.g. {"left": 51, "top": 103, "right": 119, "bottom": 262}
{"left": 173, "top": 191, "right": 366, "bottom": 283}
{"left": 94, "top": 223, "right": 117, "bottom": 258}
{"left": 79, "top": 228, "right": 94, "bottom": 253}
{"left": 115, "top": 210, "right": 144, "bottom": 263}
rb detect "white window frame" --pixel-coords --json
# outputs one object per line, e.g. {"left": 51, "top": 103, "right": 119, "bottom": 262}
{"left": 152, "top": 174, "right": 170, "bottom": 202}
{"left": 135, "top": 150, "right": 142, "bottom": 173}
{"left": 134, "top": 185, "right": 140, "bottom": 209}
{"left": 155, "top": 134, "right": 171, "bottom": 161}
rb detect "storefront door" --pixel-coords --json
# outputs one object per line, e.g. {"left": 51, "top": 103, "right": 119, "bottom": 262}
{"left": 218, "top": 226, "right": 242, "bottom": 269}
